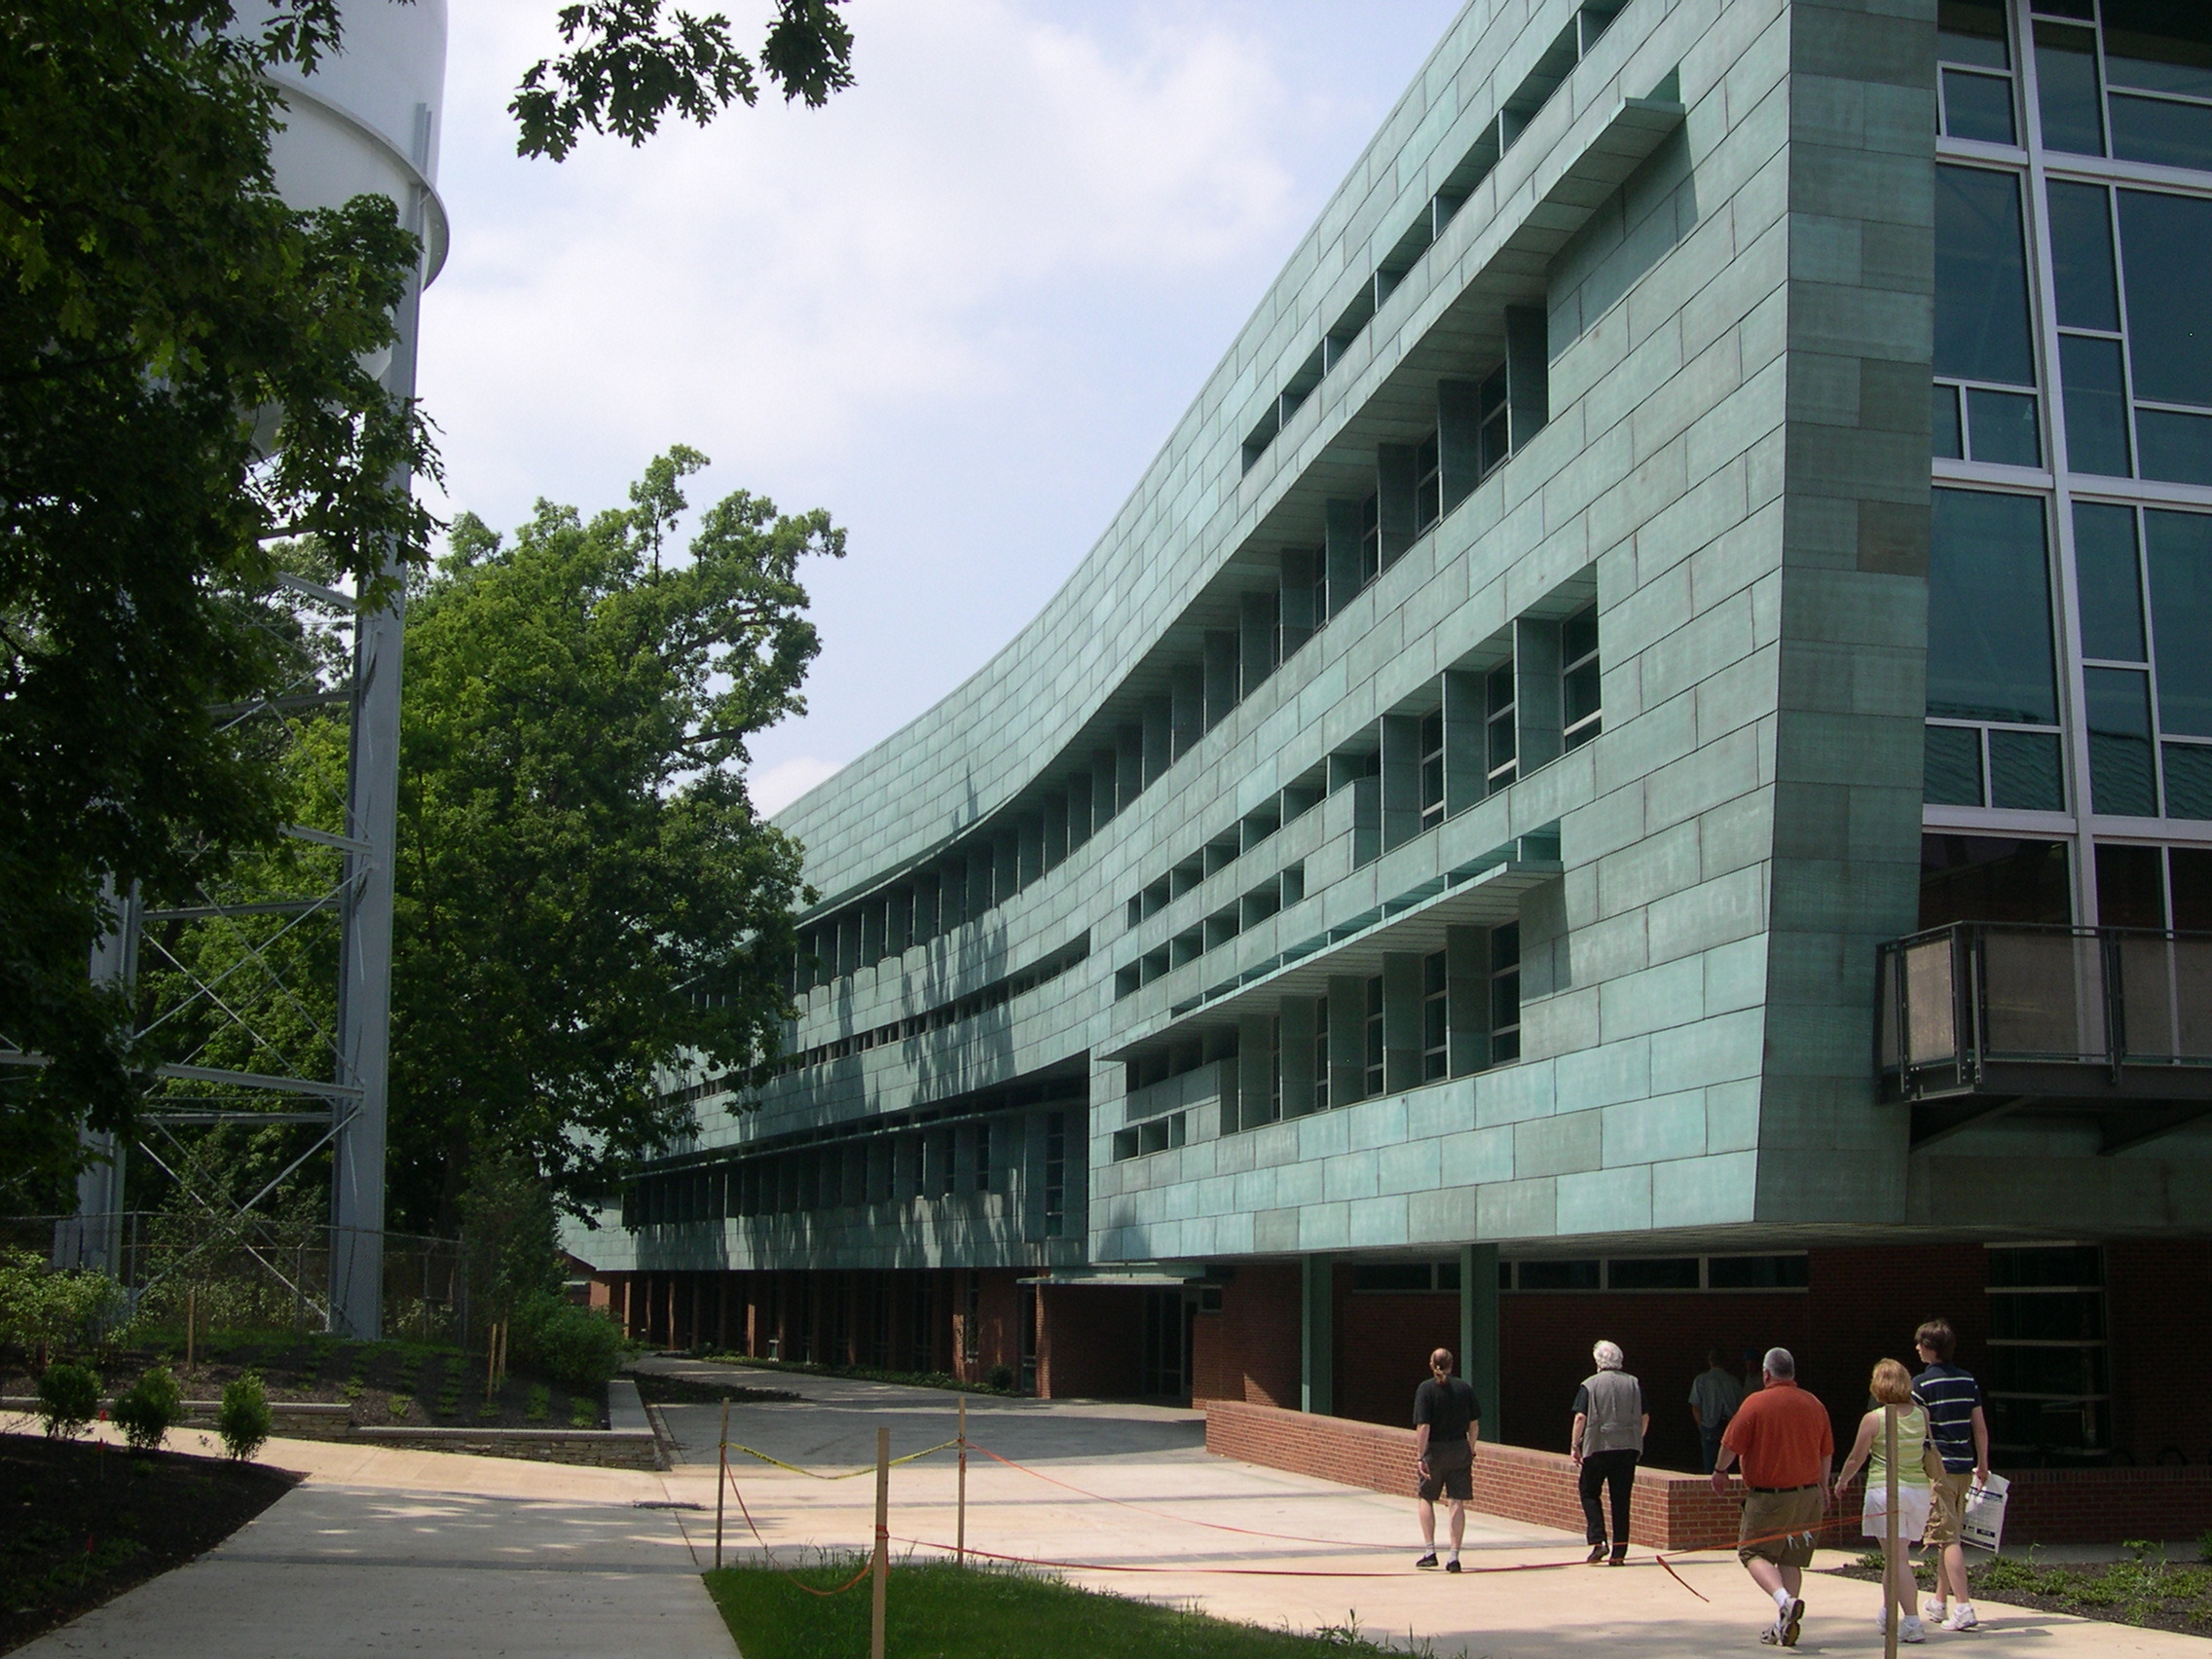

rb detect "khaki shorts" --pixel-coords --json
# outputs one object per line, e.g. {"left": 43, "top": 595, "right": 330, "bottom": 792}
{"left": 1739, "top": 1486, "right": 1824, "bottom": 1569}
{"left": 1925, "top": 1469, "right": 1973, "bottom": 1547}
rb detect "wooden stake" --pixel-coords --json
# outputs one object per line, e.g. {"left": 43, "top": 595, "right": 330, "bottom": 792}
{"left": 1885, "top": 1403, "right": 1900, "bottom": 1659}
{"left": 715, "top": 1398, "right": 729, "bottom": 1570}
{"left": 956, "top": 1394, "right": 968, "bottom": 1567}
{"left": 871, "top": 1425, "right": 889, "bottom": 1659}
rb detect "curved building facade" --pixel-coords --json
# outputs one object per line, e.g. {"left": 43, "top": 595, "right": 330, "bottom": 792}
{"left": 582, "top": 0, "right": 2212, "bottom": 1479}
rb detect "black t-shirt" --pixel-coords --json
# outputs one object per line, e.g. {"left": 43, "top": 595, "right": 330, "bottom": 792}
{"left": 1415, "top": 1376, "right": 1478, "bottom": 1447}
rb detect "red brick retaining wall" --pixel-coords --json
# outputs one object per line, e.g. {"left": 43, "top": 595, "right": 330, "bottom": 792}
{"left": 1203, "top": 1399, "right": 1738, "bottom": 1548}
{"left": 1205, "top": 1399, "right": 2212, "bottom": 1548}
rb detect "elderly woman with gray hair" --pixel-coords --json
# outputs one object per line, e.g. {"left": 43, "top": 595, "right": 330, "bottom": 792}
{"left": 1570, "top": 1340, "right": 1648, "bottom": 1565}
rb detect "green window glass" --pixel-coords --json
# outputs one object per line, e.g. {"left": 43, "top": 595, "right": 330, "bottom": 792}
{"left": 1936, "top": 166, "right": 2037, "bottom": 387}
{"left": 2166, "top": 744, "right": 2212, "bottom": 821}
{"left": 1969, "top": 387, "right": 2042, "bottom": 465}
{"left": 1939, "top": 0, "right": 2010, "bottom": 70}
{"left": 1928, "top": 489, "right": 2058, "bottom": 725}
{"left": 1946, "top": 72, "right": 2017, "bottom": 143}
{"left": 1934, "top": 385, "right": 1964, "bottom": 459}
{"left": 1925, "top": 725, "right": 1983, "bottom": 805}
{"left": 2137, "top": 409, "right": 2212, "bottom": 486}
{"left": 2110, "top": 94, "right": 2212, "bottom": 168}
{"left": 2074, "top": 502, "right": 2147, "bottom": 661}
{"left": 2036, "top": 22, "right": 2107, "bottom": 156}
{"left": 2084, "top": 667, "right": 2158, "bottom": 816}
{"left": 2147, "top": 509, "right": 2212, "bottom": 737}
{"left": 2060, "top": 336, "right": 2131, "bottom": 476}
{"left": 1989, "top": 729, "right": 2064, "bottom": 811}
{"left": 2047, "top": 182, "right": 2120, "bottom": 333}
{"left": 2104, "top": 0, "right": 2212, "bottom": 97}
{"left": 2119, "top": 191, "right": 2212, "bottom": 410}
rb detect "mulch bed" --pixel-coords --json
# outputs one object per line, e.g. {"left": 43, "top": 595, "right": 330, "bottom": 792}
{"left": 1827, "top": 1552, "right": 2212, "bottom": 1638}
{"left": 0, "top": 1431, "right": 297, "bottom": 1655}
{"left": 628, "top": 1372, "right": 800, "bottom": 1407}
{"left": 1, "top": 1337, "right": 605, "bottom": 1433}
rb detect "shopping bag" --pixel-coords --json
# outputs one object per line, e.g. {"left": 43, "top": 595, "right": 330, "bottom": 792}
{"left": 1960, "top": 1472, "right": 2009, "bottom": 1553}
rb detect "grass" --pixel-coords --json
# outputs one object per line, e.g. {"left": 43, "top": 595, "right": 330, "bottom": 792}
{"left": 1844, "top": 1541, "right": 2212, "bottom": 1634}
{"left": 702, "top": 1559, "right": 1473, "bottom": 1659}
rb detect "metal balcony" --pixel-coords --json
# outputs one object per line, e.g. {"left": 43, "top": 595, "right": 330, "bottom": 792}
{"left": 1878, "top": 923, "right": 2212, "bottom": 1152}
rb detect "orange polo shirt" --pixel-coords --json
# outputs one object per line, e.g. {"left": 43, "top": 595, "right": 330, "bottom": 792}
{"left": 1720, "top": 1379, "right": 1832, "bottom": 1487}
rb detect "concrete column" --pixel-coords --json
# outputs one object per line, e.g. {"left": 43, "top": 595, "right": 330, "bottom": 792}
{"left": 1442, "top": 670, "right": 1485, "bottom": 819}
{"left": 1437, "top": 378, "right": 1484, "bottom": 515}
{"left": 1277, "top": 996, "right": 1319, "bottom": 1117}
{"left": 1203, "top": 632, "right": 1239, "bottom": 728}
{"left": 1279, "top": 550, "right": 1317, "bottom": 653}
{"left": 1515, "top": 614, "right": 1564, "bottom": 775}
{"left": 1326, "top": 976, "right": 1366, "bottom": 1106}
{"left": 1169, "top": 667, "right": 1204, "bottom": 760}
{"left": 1142, "top": 699, "right": 1172, "bottom": 787}
{"left": 1067, "top": 772, "right": 1094, "bottom": 847}
{"left": 1239, "top": 590, "right": 1279, "bottom": 696}
{"left": 1017, "top": 814, "right": 1044, "bottom": 886}
{"left": 1116, "top": 725, "right": 1144, "bottom": 812}
{"left": 1505, "top": 306, "right": 1549, "bottom": 450}
{"left": 1445, "top": 925, "right": 1490, "bottom": 1078}
{"left": 1090, "top": 751, "right": 1120, "bottom": 827}
{"left": 1236, "top": 1013, "right": 1277, "bottom": 1132}
{"left": 1302, "top": 1254, "right": 1335, "bottom": 1416}
{"left": 1460, "top": 1242, "right": 1501, "bottom": 1442}
{"left": 1376, "top": 443, "right": 1419, "bottom": 570}
{"left": 1382, "top": 952, "right": 1423, "bottom": 1092}
{"left": 1380, "top": 713, "right": 1423, "bottom": 852}
{"left": 1323, "top": 498, "right": 1362, "bottom": 611}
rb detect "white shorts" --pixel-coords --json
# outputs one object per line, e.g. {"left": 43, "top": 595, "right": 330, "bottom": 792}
{"left": 1862, "top": 1485, "right": 1932, "bottom": 1544}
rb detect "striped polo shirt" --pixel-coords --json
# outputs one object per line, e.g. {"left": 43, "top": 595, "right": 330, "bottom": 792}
{"left": 1912, "top": 1362, "right": 1983, "bottom": 1474}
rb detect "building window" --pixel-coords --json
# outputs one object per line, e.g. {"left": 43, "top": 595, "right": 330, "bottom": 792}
{"left": 964, "top": 1271, "right": 981, "bottom": 1367}
{"left": 1363, "top": 975, "right": 1384, "bottom": 1095}
{"left": 1414, "top": 429, "right": 1442, "bottom": 534}
{"left": 1111, "top": 1113, "right": 1188, "bottom": 1161}
{"left": 975, "top": 1121, "right": 993, "bottom": 1192}
{"left": 1486, "top": 661, "right": 1517, "bottom": 793}
{"left": 1359, "top": 491, "right": 1382, "bottom": 587}
{"left": 1043, "top": 1113, "right": 1066, "bottom": 1238}
{"left": 1421, "top": 950, "right": 1449, "bottom": 1083}
{"left": 1934, "top": 165, "right": 2042, "bottom": 467}
{"left": 2032, "top": 3, "right": 2212, "bottom": 171}
{"left": 1924, "top": 489, "right": 2065, "bottom": 810}
{"left": 1419, "top": 710, "right": 1446, "bottom": 831}
{"left": 1490, "top": 924, "right": 1522, "bottom": 1063}
{"left": 1561, "top": 604, "right": 1601, "bottom": 752}
{"left": 1939, "top": 0, "right": 2016, "bottom": 144}
{"left": 1986, "top": 1242, "right": 2109, "bottom": 1458}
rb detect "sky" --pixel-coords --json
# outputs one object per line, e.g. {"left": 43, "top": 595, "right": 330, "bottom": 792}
{"left": 418, "top": 0, "right": 1468, "bottom": 816}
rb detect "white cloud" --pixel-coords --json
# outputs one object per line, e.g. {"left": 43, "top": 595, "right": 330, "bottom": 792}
{"left": 753, "top": 756, "right": 845, "bottom": 819}
{"left": 416, "top": 0, "right": 1462, "bottom": 787}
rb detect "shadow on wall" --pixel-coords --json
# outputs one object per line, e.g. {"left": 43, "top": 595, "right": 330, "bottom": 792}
{"left": 1548, "top": 123, "right": 1697, "bottom": 361}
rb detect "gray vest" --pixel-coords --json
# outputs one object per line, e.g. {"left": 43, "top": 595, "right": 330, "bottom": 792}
{"left": 1582, "top": 1369, "right": 1644, "bottom": 1455}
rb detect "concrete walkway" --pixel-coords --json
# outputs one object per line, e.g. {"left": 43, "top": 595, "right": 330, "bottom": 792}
{"left": 636, "top": 1357, "right": 2212, "bottom": 1658}
{"left": 3, "top": 1412, "right": 733, "bottom": 1658}
{"left": 16, "top": 1366, "right": 2212, "bottom": 1658}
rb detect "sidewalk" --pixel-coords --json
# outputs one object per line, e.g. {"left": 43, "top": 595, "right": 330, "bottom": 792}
{"left": 638, "top": 1358, "right": 2212, "bottom": 1658}
{"left": 3, "top": 1413, "right": 733, "bottom": 1659}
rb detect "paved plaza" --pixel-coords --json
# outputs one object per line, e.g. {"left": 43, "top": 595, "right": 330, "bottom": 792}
{"left": 11, "top": 1367, "right": 2212, "bottom": 1657}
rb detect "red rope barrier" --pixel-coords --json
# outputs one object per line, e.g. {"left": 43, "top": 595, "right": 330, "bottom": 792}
{"left": 719, "top": 1459, "right": 875, "bottom": 1598}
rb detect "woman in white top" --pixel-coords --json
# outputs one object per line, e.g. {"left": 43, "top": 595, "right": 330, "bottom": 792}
{"left": 1832, "top": 1357, "right": 1935, "bottom": 1643}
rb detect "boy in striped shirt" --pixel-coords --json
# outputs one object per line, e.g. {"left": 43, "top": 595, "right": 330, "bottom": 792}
{"left": 1913, "top": 1318, "right": 1991, "bottom": 1632}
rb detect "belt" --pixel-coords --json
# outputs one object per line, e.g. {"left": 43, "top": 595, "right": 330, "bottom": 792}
{"left": 1748, "top": 1483, "right": 1820, "bottom": 1493}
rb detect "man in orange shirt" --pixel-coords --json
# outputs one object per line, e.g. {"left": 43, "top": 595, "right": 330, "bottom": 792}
{"left": 1712, "top": 1347, "right": 1833, "bottom": 1646}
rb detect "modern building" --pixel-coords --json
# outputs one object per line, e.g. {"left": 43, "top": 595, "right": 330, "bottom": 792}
{"left": 577, "top": 0, "right": 2212, "bottom": 1476}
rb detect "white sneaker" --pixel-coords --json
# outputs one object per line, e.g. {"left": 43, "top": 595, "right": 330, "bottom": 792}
{"left": 1926, "top": 1602, "right": 1948, "bottom": 1626}
{"left": 1875, "top": 1607, "right": 1887, "bottom": 1635}
{"left": 1901, "top": 1616, "right": 1927, "bottom": 1643}
{"left": 1942, "top": 1604, "right": 1978, "bottom": 1632}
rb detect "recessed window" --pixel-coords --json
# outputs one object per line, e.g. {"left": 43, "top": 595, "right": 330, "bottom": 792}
{"left": 1561, "top": 604, "right": 1602, "bottom": 751}
{"left": 1363, "top": 976, "right": 1384, "bottom": 1095}
{"left": 1414, "top": 429, "right": 1442, "bottom": 535}
{"left": 1419, "top": 710, "right": 1445, "bottom": 831}
{"left": 1486, "top": 661, "right": 1517, "bottom": 793}
{"left": 1489, "top": 924, "right": 1522, "bottom": 1064}
{"left": 1421, "top": 950, "right": 1449, "bottom": 1083}
{"left": 1359, "top": 492, "right": 1382, "bottom": 587}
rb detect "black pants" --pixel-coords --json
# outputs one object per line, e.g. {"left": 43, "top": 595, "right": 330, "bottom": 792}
{"left": 1579, "top": 1449, "right": 1639, "bottom": 1549}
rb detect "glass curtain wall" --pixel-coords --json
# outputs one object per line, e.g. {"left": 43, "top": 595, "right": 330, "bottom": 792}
{"left": 1929, "top": 0, "right": 2212, "bottom": 929}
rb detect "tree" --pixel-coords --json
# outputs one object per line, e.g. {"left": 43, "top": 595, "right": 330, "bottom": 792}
{"left": 512, "top": 0, "right": 855, "bottom": 162}
{"left": 0, "top": 0, "right": 435, "bottom": 1198}
{"left": 389, "top": 449, "right": 838, "bottom": 1228}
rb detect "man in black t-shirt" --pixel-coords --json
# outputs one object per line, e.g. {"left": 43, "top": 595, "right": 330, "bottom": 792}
{"left": 1414, "top": 1346, "right": 1480, "bottom": 1571}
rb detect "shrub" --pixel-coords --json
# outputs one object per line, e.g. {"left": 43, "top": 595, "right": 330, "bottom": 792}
{"left": 986, "top": 1364, "right": 1015, "bottom": 1392}
{"left": 36, "top": 1361, "right": 100, "bottom": 1440}
{"left": 218, "top": 1373, "right": 274, "bottom": 1461}
{"left": 508, "top": 1291, "right": 621, "bottom": 1391}
{"left": 112, "top": 1365, "right": 186, "bottom": 1452}
{"left": 0, "top": 1250, "right": 127, "bottom": 1365}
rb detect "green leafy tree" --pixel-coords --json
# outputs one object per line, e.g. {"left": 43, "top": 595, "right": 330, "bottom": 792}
{"left": 0, "top": 1, "right": 434, "bottom": 1198}
{"left": 391, "top": 449, "right": 837, "bottom": 1228}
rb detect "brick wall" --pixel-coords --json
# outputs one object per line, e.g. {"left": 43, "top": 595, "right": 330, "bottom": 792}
{"left": 1193, "top": 1265, "right": 1301, "bottom": 1409}
{"left": 1039, "top": 1285, "right": 1144, "bottom": 1398}
{"left": 1335, "top": 1286, "right": 1457, "bottom": 1428}
{"left": 2107, "top": 1239, "right": 2212, "bottom": 1463}
{"left": 1202, "top": 1400, "right": 1741, "bottom": 1548}
{"left": 2000, "top": 1463, "right": 2212, "bottom": 1544}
